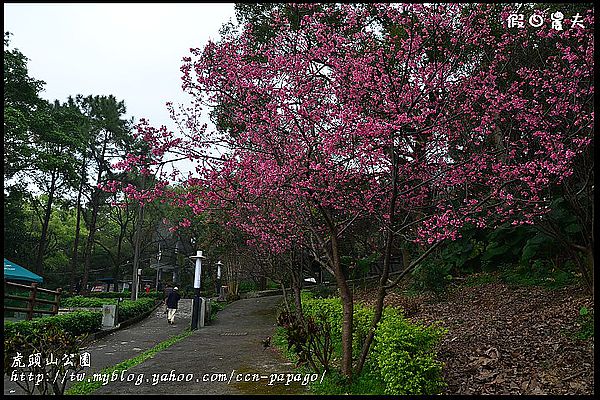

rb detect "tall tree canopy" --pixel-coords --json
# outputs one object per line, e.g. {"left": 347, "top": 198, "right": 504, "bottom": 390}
{"left": 108, "top": 4, "right": 593, "bottom": 377}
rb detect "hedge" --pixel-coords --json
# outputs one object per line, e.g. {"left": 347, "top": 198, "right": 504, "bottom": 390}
{"left": 61, "top": 296, "right": 117, "bottom": 307}
{"left": 4, "top": 311, "right": 102, "bottom": 339}
{"left": 117, "top": 298, "right": 157, "bottom": 323}
{"left": 62, "top": 290, "right": 163, "bottom": 300}
{"left": 4, "top": 297, "right": 159, "bottom": 341}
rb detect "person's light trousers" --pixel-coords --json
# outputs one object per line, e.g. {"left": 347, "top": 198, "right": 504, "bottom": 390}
{"left": 167, "top": 308, "right": 177, "bottom": 323}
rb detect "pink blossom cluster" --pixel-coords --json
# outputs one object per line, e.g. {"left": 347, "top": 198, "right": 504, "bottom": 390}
{"left": 106, "top": 4, "right": 593, "bottom": 251}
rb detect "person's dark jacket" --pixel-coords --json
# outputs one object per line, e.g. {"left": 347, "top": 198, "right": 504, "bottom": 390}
{"left": 166, "top": 291, "right": 181, "bottom": 309}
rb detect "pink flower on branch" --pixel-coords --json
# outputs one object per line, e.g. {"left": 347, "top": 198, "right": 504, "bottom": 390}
{"left": 102, "top": 4, "right": 592, "bottom": 255}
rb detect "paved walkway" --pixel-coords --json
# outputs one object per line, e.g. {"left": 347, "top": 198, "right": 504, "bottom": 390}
{"left": 94, "top": 295, "right": 307, "bottom": 395}
{"left": 6, "top": 296, "right": 308, "bottom": 395}
{"left": 5, "top": 300, "right": 193, "bottom": 395}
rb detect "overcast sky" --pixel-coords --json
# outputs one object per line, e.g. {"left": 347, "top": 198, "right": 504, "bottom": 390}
{"left": 4, "top": 3, "right": 237, "bottom": 132}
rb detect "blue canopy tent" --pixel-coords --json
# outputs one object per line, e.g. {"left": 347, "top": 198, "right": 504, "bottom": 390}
{"left": 4, "top": 259, "right": 43, "bottom": 283}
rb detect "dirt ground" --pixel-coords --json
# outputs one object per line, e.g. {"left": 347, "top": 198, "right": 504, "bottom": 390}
{"left": 354, "top": 279, "right": 594, "bottom": 395}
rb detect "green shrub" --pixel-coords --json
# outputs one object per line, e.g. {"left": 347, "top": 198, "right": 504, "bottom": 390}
{"left": 63, "top": 290, "right": 162, "bottom": 299}
{"left": 4, "top": 298, "right": 158, "bottom": 343}
{"left": 61, "top": 296, "right": 117, "bottom": 307}
{"left": 266, "top": 279, "right": 280, "bottom": 290}
{"left": 311, "top": 363, "right": 386, "bottom": 395}
{"left": 60, "top": 296, "right": 158, "bottom": 324}
{"left": 63, "top": 291, "right": 127, "bottom": 299}
{"left": 575, "top": 307, "right": 594, "bottom": 340}
{"left": 4, "top": 324, "right": 87, "bottom": 395}
{"left": 499, "top": 259, "right": 576, "bottom": 289}
{"left": 310, "top": 284, "right": 336, "bottom": 299}
{"left": 277, "top": 310, "right": 334, "bottom": 372}
{"left": 4, "top": 310, "right": 102, "bottom": 339}
{"left": 238, "top": 280, "right": 259, "bottom": 293}
{"left": 117, "top": 298, "right": 157, "bottom": 323}
{"left": 210, "top": 301, "right": 227, "bottom": 319}
{"left": 372, "top": 307, "right": 447, "bottom": 395}
{"left": 411, "top": 258, "right": 453, "bottom": 296}
{"left": 141, "top": 290, "right": 164, "bottom": 300}
{"left": 292, "top": 296, "right": 446, "bottom": 395}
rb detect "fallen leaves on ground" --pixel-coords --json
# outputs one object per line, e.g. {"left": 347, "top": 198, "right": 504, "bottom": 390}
{"left": 354, "top": 279, "right": 594, "bottom": 395}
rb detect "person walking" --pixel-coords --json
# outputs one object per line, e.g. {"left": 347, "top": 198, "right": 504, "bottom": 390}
{"left": 166, "top": 286, "right": 181, "bottom": 325}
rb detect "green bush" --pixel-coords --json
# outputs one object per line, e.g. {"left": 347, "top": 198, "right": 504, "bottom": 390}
{"left": 499, "top": 259, "right": 576, "bottom": 289}
{"left": 4, "top": 310, "right": 102, "bottom": 339}
{"left": 61, "top": 296, "right": 117, "bottom": 307}
{"left": 266, "top": 279, "right": 280, "bottom": 290}
{"left": 300, "top": 293, "right": 380, "bottom": 359}
{"left": 372, "top": 307, "right": 447, "bottom": 394}
{"left": 4, "top": 297, "right": 158, "bottom": 342}
{"left": 411, "top": 258, "right": 453, "bottom": 296}
{"left": 293, "top": 295, "right": 447, "bottom": 395}
{"left": 310, "top": 284, "right": 336, "bottom": 299}
{"left": 575, "top": 307, "right": 594, "bottom": 340}
{"left": 63, "top": 290, "right": 164, "bottom": 299}
{"left": 4, "top": 324, "right": 87, "bottom": 395}
{"left": 117, "top": 298, "right": 157, "bottom": 323}
{"left": 277, "top": 310, "right": 335, "bottom": 372}
{"left": 62, "top": 291, "right": 125, "bottom": 299}
{"left": 210, "top": 301, "right": 227, "bottom": 319}
{"left": 238, "top": 280, "right": 259, "bottom": 293}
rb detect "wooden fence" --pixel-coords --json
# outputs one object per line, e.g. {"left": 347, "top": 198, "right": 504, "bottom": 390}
{"left": 4, "top": 281, "right": 62, "bottom": 320}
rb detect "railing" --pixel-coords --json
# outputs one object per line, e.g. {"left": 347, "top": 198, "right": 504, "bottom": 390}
{"left": 4, "top": 281, "right": 62, "bottom": 320}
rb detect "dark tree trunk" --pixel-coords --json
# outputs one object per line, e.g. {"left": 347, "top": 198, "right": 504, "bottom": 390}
{"left": 80, "top": 187, "right": 101, "bottom": 293}
{"left": 69, "top": 154, "right": 87, "bottom": 292}
{"left": 331, "top": 232, "right": 353, "bottom": 378}
{"left": 112, "top": 220, "right": 126, "bottom": 292}
{"left": 81, "top": 131, "right": 110, "bottom": 293}
{"left": 356, "top": 146, "right": 399, "bottom": 375}
{"left": 34, "top": 168, "right": 58, "bottom": 275}
{"left": 131, "top": 191, "right": 145, "bottom": 300}
{"left": 317, "top": 204, "right": 353, "bottom": 378}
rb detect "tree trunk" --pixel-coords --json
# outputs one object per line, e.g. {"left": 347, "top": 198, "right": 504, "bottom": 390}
{"left": 80, "top": 188, "right": 101, "bottom": 293}
{"left": 331, "top": 233, "right": 353, "bottom": 378}
{"left": 356, "top": 146, "right": 399, "bottom": 375}
{"left": 317, "top": 203, "right": 353, "bottom": 378}
{"left": 34, "top": 168, "right": 58, "bottom": 275}
{"left": 280, "top": 281, "right": 292, "bottom": 316}
{"left": 112, "top": 219, "right": 126, "bottom": 292}
{"left": 81, "top": 133, "right": 108, "bottom": 293}
{"left": 131, "top": 200, "right": 145, "bottom": 300}
{"left": 69, "top": 154, "right": 87, "bottom": 292}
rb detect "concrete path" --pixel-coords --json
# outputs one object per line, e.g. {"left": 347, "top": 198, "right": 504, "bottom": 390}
{"left": 6, "top": 296, "right": 310, "bottom": 395}
{"left": 5, "top": 299, "right": 193, "bottom": 395}
{"left": 93, "top": 295, "right": 309, "bottom": 395}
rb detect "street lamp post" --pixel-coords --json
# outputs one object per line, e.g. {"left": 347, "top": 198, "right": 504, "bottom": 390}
{"left": 135, "top": 268, "right": 142, "bottom": 301}
{"left": 216, "top": 260, "right": 223, "bottom": 299}
{"left": 155, "top": 246, "right": 162, "bottom": 291}
{"left": 189, "top": 250, "right": 205, "bottom": 330}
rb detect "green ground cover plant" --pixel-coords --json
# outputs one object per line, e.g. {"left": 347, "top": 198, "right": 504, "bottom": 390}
{"left": 573, "top": 307, "right": 594, "bottom": 341}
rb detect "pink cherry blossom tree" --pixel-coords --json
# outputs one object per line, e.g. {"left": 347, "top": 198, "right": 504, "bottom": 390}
{"left": 105, "top": 3, "right": 593, "bottom": 378}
